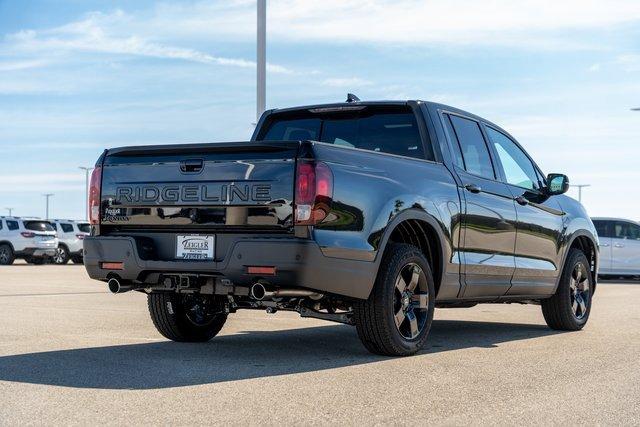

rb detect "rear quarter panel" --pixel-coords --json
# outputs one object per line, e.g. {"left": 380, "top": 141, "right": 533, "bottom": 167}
{"left": 309, "top": 142, "right": 463, "bottom": 299}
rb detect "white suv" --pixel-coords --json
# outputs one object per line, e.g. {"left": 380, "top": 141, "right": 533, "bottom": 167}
{"left": 50, "top": 219, "right": 90, "bottom": 264}
{"left": 0, "top": 217, "right": 58, "bottom": 265}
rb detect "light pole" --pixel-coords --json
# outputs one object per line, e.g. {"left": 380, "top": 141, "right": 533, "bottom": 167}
{"left": 43, "top": 193, "right": 54, "bottom": 219}
{"left": 5, "top": 207, "right": 13, "bottom": 216}
{"left": 257, "top": 0, "right": 266, "bottom": 122}
{"left": 571, "top": 184, "right": 590, "bottom": 203}
{"left": 79, "top": 166, "right": 93, "bottom": 221}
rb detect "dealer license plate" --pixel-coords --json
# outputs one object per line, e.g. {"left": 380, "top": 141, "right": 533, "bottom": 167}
{"left": 176, "top": 235, "right": 215, "bottom": 260}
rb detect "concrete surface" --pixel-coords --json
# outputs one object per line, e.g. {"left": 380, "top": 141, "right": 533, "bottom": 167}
{"left": 0, "top": 263, "right": 638, "bottom": 425}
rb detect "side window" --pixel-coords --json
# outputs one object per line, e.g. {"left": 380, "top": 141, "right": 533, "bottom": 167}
{"left": 486, "top": 126, "right": 539, "bottom": 190}
{"left": 443, "top": 115, "right": 464, "bottom": 168}
{"left": 61, "top": 223, "right": 74, "bottom": 233}
{"left": 593, "top": 220, "right": 610, "bottom": 238}
{"left": 0, "top": 220, "right": 3, "bottom": 230}
{"left": 51, "top": 223, "right": 57, "bottom": 231}
{"left": 614, "top": 221, "right": 640, "bottom": 240}
{"left": 448, "top": 115, "right": 495, "bottom": 179}
{"left": 7, "top": 220, "right": 18, "bottom": 231}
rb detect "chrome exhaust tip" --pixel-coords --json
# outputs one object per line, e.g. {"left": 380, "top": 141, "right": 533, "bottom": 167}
{"left": 107, "top": 277, "right": 135, "bottom": 294}
{"left": 250, "top": 282, "right": 267, "bottom": 300}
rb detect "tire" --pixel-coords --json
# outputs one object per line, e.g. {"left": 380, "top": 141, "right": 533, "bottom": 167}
{"left": 52, "top": 246, "right": 70, "bottom": 265}
{"left": 71, "top": 255, "right": 84, "bottom": 264}
{"left": 354, "top": 243, "right": 435, "bottom": 356}
{"left": 541, "top": 249, "right": 593, "bottom": 330}
{"left": 0, "top": 244, "right": 15, "bottom": 265}
{"left": 147, "top": 293, "right": 227, "bottom": 342}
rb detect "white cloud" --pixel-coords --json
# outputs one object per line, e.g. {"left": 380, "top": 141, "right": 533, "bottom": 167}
{"left": 144, "top": 0, "right": 640, "bottom": 50}
{"left": 0, "top": 59, "right": 49, "bottom": 72}
{"left": 4, "top": 11, "right": 294, "bottom": 74}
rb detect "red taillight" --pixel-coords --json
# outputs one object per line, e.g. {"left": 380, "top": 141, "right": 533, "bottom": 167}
{"left": 295, "top": 160, "right": 333, "bottom": 225}
{"left": 76, "top": 234, "right": 86, "bottom": 240}
{"left": 21, "top": 232, "right": 35, "bottom": 238}
{"left": 247, "top": 266, "right": 277, "bottom": 275}
{"left": 89, "top": 166, "right": 102, "bottom": 225}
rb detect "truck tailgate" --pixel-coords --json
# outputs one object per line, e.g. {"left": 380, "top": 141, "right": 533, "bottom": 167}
{"left": 99, "top": 142, "right": 298, "bottom": 232}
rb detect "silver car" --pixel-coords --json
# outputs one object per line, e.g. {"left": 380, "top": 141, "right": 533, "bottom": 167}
{"left": 592, "top": 217, "right": 640, "bottom": 277}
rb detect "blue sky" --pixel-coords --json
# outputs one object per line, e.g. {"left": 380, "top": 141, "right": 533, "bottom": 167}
{"left": 1, "top": 0, "right": 640, "bottom": 220}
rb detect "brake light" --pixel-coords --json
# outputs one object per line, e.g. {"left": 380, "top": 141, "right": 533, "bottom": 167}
{"left": 295, "top": 160, "right": 333, "bottom": 225}
{"left": 21, "top": 232, "right": 35, "bottom": 238}
{"left": 89, "top": 166, "right": 102, "bottom": 225}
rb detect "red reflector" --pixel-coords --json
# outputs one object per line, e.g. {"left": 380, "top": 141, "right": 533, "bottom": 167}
{"left": 247, "top": 266, "right": 276, "bottom": 275}
{"left": 20, "top": 232, "right": 35, "bottom": 238}
{"left": 101, "top": 262, "right": 124, "bottom": 270}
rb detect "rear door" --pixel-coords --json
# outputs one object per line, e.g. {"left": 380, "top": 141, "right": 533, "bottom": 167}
{"left": 611, "top": 220, "right": 640, "bottom": 275}
{"left": 443, "top": 113, "right": 517, "bottom": 298}
{"left": 592, "top": 219, "right": 612, "bottom": 273}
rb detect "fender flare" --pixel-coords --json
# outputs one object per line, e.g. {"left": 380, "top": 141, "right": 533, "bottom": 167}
{"left": 553, "top": 230, "right": 599, "bottom": 294}
{"left": 372, "top": 208, "right": 449, "bottom": 284}
{"left": 0, "top": 241, "right": 15, "bottom": 252}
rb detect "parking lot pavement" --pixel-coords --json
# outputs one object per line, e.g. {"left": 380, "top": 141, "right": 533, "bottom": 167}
{"left": 0, "top": 264, "right": 638, "bottom": 425}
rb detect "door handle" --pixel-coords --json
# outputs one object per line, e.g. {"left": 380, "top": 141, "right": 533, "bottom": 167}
{"left": 514, "top": 196, "right": 529, "bottom": 206}
{"left": 464, "top": 184, "right": 482, "bottom": 193}
{"left": 614, "top": 243, "right": 625, "bottom": 248}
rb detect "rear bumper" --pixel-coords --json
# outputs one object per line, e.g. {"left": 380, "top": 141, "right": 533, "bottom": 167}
{"left": 16, "top": 248, "right": 56, "bottom": 258}
{"left": 83, "top": 236, "right": 376, "bottom": 299}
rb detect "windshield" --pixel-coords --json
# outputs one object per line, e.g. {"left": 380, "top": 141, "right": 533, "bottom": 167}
{"left": 24, "top": 221, "right": 55, "bottom": 232}
{"left": 259, "top": 106, "right": 430, "bottom": 160}
{"left": 77, "top": 223, "right": 90, "bottom": 233}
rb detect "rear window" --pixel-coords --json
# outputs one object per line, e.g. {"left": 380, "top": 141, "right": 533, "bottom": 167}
{"left": 259, "top": 106, "right": 431, "bottom": 160}
{"left": 77, "top": 223, "right": 90, "bottom": 233}
{"left": 24, "top": 221, "right": 54, "bottom": 232}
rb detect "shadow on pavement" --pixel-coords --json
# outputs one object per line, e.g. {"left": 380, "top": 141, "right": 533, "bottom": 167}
{"left": 0, "top": 320, "right": 560, "bottom": 389}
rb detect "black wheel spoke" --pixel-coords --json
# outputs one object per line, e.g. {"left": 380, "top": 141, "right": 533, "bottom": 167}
{"left": 393, "top": 262, "right": 429, "bottom": 340}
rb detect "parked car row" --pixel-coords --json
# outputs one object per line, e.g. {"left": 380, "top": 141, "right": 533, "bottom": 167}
{"left": 0, "top": 217, "right": 89, "bottom": 265}
{"left": 592, "top": 217, "right": 640, "bottom": 278}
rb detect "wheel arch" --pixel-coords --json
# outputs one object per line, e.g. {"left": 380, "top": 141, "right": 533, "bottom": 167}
{"left": 556, "top": 231, "right": 599, "bottom": 294}
{"left": 374, "top": 209, "right": 447, "bottom": 298}
{"left": 0, "top": 241, "right": 15, "bottom": 252}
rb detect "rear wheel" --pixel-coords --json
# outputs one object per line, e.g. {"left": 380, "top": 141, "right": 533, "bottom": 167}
{"left": 148, "top": 293, "right": 228, "bottom": 342}
{"left": 542, "top": 249, "right": 593, "bottom": 330}
{"left": 52, "top": 246, "right": 70, "bottom": 265}
{"left": 0, "top": 244, "right": 14, "bottom": 265}
{"left": 354, "top": 243, "right": 435, "bottom": 356}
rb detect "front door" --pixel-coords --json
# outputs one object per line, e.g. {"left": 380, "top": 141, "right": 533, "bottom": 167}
{"left": 483, "top": 125, "right": 565, "bottom": 296}
{"left": 611, "top": 220, "right": 640, "bottom": 275}
{"left": 443, "top": 113, "right": 517, "bottom": 298}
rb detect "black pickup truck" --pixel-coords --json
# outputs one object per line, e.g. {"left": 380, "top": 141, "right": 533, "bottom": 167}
{"left": 84, "top": 97, "right": 598, "bottom": 356}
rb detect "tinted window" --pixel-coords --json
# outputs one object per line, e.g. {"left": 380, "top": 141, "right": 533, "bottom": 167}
{"left": 61, "top": 223, "right": 74, "bottom": 233}
{"left": 50, "top": 223, "right": 57, "bottom": 230}
{"left": 260, "top": 109, "right": 429, "bottom": 160}
{"left": 24, "top": 221, "right": 54, "bottom": 232}
{"left": 486, "top": 127, "right": 539, "bottom": 190}
{"left": 0, "top": 221, "right": 2, "bottom": 230}
{"left": 77, "top": 223, "right": 90, "bottom": 233}
{"left": 7, "top": 220, "right": 18, "bottom": 231}
{"left": 613, "top": 221, "right": 640, "bottom": 240}
{"left": 443, "top": 115, "right": 464, "bottom": 168}
{"left": 261, "top": 118, "right": 320, "bottom": 141}
{"left": 593, "top": 220, "right": 612, "bottom": 238}
{"left": 449, "top": 115, "right": 495, "bottom": 179}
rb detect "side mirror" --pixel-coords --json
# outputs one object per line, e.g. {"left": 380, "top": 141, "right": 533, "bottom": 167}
{"left": 546, "top": 173, "right": 570, "bottom": 195}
